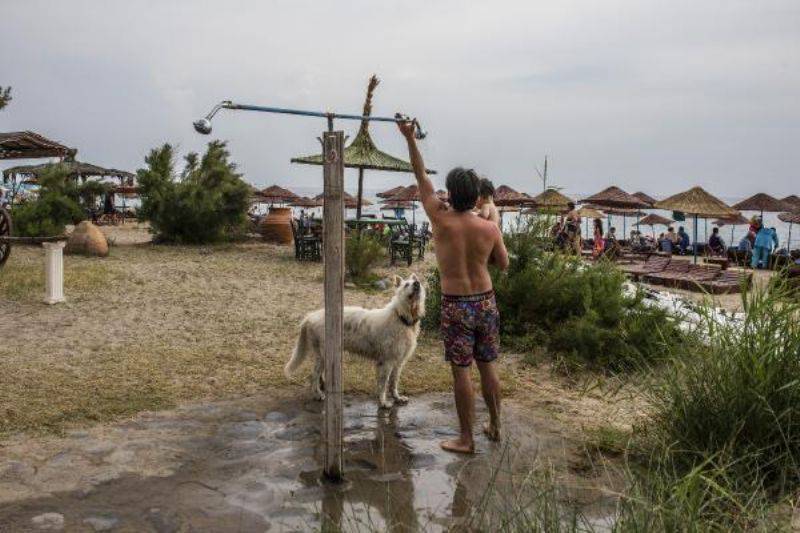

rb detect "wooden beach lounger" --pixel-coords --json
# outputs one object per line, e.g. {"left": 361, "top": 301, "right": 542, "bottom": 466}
{"left": 699, "top": 270, "right": 753, "bottom": 295}
{"left": 642, "top": 260, "right": 691, "bottom": 286}
{"left": 619, "top": 255, "right": 671, "bottom": 281}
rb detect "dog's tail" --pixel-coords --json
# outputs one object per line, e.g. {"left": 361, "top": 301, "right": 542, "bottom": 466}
{"left": 285, "top": 320, "right": 311, "bottom": 378}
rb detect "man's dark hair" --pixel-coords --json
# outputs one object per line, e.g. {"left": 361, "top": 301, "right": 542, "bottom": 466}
{"left": 478, "top": 177, "right": 495, "bottom": 199}
{"left": 446, "top": 167, "right": 480, "bottom": 212}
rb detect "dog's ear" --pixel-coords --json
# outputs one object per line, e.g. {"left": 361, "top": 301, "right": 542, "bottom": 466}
{"left": 393, "top": 275, "right": 403, "bottom": 287}
{"left": 410, "top": 273, "right": 419, "bottom": 282}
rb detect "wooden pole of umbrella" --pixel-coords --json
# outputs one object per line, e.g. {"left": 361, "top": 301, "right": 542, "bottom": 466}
{"left": 194, "top": 94, "right": 428, "bottom": 483}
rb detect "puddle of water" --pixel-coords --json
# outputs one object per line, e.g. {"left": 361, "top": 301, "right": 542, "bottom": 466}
{"left": 0, "top": 394, "right": 619, "bottom": 531}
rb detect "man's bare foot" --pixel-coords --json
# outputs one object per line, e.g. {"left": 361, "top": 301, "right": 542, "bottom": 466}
{"left": 483, "top": 422, "right": 501, "bottom": 442}
{"left": 440, "top": 438, "right": 475, "bottom": 454}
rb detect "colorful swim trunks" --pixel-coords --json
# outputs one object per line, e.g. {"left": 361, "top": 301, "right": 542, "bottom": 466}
{"left": 440, "top": 290, "right": 500, "bottom": 366}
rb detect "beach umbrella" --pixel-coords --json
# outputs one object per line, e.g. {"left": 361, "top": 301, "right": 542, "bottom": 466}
{"left": 291, "top": 75, "right": 435, "bottom": 221}
{"left": 3, "top": 159, "right": 133, "bottom": 182}
{"left": 580, "top": 187, "right": 649, "bottom": 241}
{"left": 712, "top": 213, "right": 749, "bottom": 247}
{"left": 528, "top": 188, "right": 572, "bottom": 212}
{"left": 435, "top": 189, "right": 449, "bottom": 201}
{"left": 290, "top": 196, "right": 323, "bottom": 208}
{"left": 376, "top": 185, "right": 406, "bottom": 199}
{"left": 781, "top": 195, "right": 800, "bottom": 213}
{"left": 655, "top": 186, "right": 738, "bottom": 263}
{"left": 733, "top": 193, "right": 791, "bottom": 219}
{"left": 259, "top": 185, "right": 300, "bottom": 206}
{"left": 778, "top": 212, "right": 800, "bottom": 251}
{"left": 385, "top": 184, "right": 421, "bottom": 225}
{"left": 493, "top": 185, "right": 530, "bottom": 207}
{"left": 636, "top": 213, "right": 674, "bottom": 237}
{"left": 632, "top": 191, "right": 657, "bottom": 207}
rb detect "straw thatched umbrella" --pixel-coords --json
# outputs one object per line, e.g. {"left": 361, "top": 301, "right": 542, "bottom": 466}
{"left": 733, "top": 193, "right": 791, "bottom": 219}
{"left": 385, "top": 185, "right": 422, "bottom": 225}
{"left": 377, "top": 185, "right": 407, "bottom": 199}
{"left": 712, "top": 213, "right": 749, "bottom": 247}
{"left": 632, "top": 191, "right": 657, "bottom": 207}
{"left": 290, "top": 196, "right": 323, "bottom": 208}
{"left": 435, "top": 189, "right": 448, "bottom": 201}
{"left": 291, "top": 75, "right": 435, "bottom": 221}
{"left": 581, "top": 186, "right": 649, "bottom": 241}
{"left": 635, "top": 213, "right": 674, "bottom": 237}
{"left": 528, "top": 188, "right": 572, "bottom": 212}
{"left": 655, "top": 186, "right": 738, "bottom": 263}
{"left": 778, "top": 212, "right": 800, "bottom": 251}
{"left": 781, "top": 195, "right": 800, "bottom": 212}
{"left": 258, "top": 185, "right": 300, "bottom": 206}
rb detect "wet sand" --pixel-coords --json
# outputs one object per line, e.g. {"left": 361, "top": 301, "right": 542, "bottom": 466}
{"left": 0, "top": 394, "right": 619, "bottom": 531}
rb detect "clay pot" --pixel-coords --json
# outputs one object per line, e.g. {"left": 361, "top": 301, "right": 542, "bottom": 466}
{"left": 260, "top": 207, "right": 293, "bottom": 244}
{"left": 66, "top": 221, "right": 109, "bottom": 257}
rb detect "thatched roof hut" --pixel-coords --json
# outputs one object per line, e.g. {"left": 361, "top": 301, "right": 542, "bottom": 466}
{"left": 3, "top": 160, "right": 134, "bottom": 181}
{"left": 290, "top": 196, "right": 322, "bottom": 208}
{"left": 0, "top": 131, "right": 71, "bottom": 160}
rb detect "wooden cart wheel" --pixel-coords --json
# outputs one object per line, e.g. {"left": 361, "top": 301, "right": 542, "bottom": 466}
{"left": 0, "top": 207, "right": 11, "bottom": 267}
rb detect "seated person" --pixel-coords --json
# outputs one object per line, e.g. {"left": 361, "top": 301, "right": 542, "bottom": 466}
{"left": 677, "top": 226, "right": 691, "bottom": 255}
{"left": 708, "top": 227, "right": 726, "bottom": 255}
{"left": 659, "top": 233, "right": 673, "bottom": 254}
{"left": 738, "top": 232, "right": 754, "bottom": 253}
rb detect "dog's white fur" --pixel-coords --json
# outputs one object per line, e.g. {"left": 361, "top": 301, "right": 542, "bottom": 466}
{"left": 285, "top": 273, "right": 425, "bottom": 409}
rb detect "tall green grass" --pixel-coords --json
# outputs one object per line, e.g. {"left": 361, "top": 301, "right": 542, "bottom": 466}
{"left": 646, "top": 275, "right": 800, "bottom": 496}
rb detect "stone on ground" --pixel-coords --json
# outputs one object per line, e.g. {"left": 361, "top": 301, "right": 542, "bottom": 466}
{"left": 31, "top": 512, "right": 64, "bottom": 530}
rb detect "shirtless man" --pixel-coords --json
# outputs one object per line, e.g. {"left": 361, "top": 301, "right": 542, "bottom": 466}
{"left": 398, "top": 119, "right": 509, "bottom": 454}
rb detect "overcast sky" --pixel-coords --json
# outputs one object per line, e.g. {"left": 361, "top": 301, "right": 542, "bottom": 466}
{"left": 2, "top": 0, "right": 798, "bottom": 200}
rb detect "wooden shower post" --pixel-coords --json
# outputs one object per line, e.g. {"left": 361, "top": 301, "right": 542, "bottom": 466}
{"left": 322, "top": 130, "right": 345, "bottom": 482}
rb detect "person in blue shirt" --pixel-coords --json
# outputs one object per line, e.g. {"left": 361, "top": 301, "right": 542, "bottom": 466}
{"left": 677, "top": 226, "right": 691, "bottom": 255}
{"left": 752, "top": 225, "right": 779, "bottom": 269}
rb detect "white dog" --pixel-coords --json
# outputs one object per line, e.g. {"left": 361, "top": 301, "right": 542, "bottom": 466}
{"left": 285, "top": 273, "right": 425, "bottom": 409}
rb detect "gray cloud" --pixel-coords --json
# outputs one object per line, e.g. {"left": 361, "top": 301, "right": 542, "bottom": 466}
{"left": 2, "top": 0, "right": 798, "bottom": 200}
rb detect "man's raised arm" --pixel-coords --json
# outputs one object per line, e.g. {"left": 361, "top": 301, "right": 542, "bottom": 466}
{"left": 397, "top": 118, "right": 444, "bottom": 219}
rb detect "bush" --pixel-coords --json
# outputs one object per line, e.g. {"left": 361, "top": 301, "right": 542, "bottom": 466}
{"left": 646, "top": 275, "right": 800, "bottom": 496}
{"left": 11, "top": 165, "right": 97, "bottom": 237}
{"left": 345, "top": 232, "right": 385, "bottom": 282}
{"left": 137, "top": 141, "right": 250, "bottom": 244}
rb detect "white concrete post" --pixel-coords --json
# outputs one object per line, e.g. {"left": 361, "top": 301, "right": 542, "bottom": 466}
{"left": 42, "top": 241, "right": 66, "bottom": 305}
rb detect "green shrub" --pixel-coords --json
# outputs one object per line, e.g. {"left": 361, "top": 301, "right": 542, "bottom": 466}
{"left": 345, "top": 232, "right": 385, "bottom": 282}
{"left": 137, "top": 141, "right": 250, "bottom": 244}
{"left": 11, "top": 165, "right": 97, "bottom": 237}
{"left": 646, "top": 275, "right": 800, "bottom": 496}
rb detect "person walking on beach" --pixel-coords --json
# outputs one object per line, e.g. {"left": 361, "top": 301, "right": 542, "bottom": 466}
{"left": 475, "top": 178, "right": 500, "bottom": 227}
{"left": 397, "top": 118, "right": 509, "bottom": 454}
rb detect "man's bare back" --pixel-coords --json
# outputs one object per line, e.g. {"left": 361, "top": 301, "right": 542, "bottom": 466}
{"left": 432, "top": 209, "right": 506, "bottom": 295}
{"left": 397, "top": 117, "right": 508, "bottom": 454}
